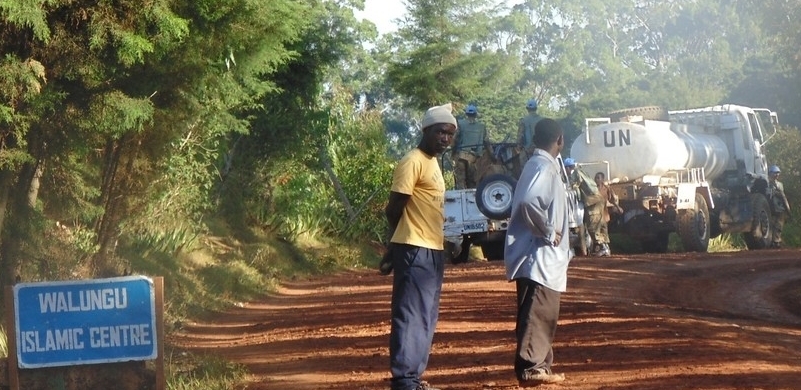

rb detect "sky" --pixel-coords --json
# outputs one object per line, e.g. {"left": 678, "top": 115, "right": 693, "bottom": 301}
{"left": 355, "top": 0, "right": 406, "bottom": 35}
{"left": 355, "top": 0, "right": 509, "bottom": 35}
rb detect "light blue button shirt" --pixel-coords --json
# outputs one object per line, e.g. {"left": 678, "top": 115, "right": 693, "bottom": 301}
{"left": 504, "top": 149, "right": 573, "bottom": 292}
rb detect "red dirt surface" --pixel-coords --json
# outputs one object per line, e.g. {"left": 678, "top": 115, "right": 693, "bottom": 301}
{"left": 170, "top": 249, "right": 801, "bottom": 389}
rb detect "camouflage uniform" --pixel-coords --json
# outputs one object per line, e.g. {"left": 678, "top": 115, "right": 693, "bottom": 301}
{"left": 769, "top": 178, "right": 791, "bottom": 247}
{"left": 453, "top": 118, "right": 490, "bottom": 189}
{"left": 516, "top": 113, "right": 542, "bottom": 177}
{"left": 586, "top": 180, "right": 620, "bottom": 256}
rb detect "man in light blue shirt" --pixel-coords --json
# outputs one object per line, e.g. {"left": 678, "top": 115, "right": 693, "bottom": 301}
{"left": 504, "top": 118, "right": 572, "bottom": 386}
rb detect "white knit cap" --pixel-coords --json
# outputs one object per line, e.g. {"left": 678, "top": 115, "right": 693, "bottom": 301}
{"left": 421, "top": 103, "right": 457, "bottom": 129}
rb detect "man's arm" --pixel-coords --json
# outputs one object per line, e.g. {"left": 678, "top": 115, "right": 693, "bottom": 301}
{"left": 385, "top": 191, "right": 411, "bottom": 237}
{"left": 780, "top": 184, "right": 791, "bottom": 213}
{"left": 482, "top": 126, "right": 495, "bottom": 161}
{"left": 518, "top": 170, "right": 558, "bottom": 244}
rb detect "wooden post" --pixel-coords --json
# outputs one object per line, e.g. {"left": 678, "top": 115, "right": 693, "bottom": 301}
{"left": 4, "top": 286, "right": 20, "bottom": 390}
{"left": 154, "top": 277, "right": 165, "bottom": 390}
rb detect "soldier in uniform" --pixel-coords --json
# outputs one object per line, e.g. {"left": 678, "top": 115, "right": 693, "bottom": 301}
{"left": 768, "top": 165, "right": 791, "bottom": 248}
{"left": 515, "top": 99, "right": 542, "bottom": 177}
{"left": 452, "top": 104, "right": 492, "bottom": 189}
{"left": 586, "top": 171, "right": 622, "bottom": 256}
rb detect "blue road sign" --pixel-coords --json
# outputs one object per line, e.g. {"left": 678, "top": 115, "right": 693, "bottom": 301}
{"left": 13, "top": 275, "right": 157, "bottom": 368}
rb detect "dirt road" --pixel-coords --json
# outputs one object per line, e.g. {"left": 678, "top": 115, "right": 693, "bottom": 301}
{"left": 170, "top": 249, "right": 801, "bottom": 389}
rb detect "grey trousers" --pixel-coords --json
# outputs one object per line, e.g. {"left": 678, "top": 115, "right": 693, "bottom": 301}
{"left": 514, "top": 278, "right": 561, "bottom": 379}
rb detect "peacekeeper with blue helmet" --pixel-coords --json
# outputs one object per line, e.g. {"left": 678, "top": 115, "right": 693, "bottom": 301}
{"left": 452, "top": 104, "right": 493, "bottom": 189}
{"left": 515, "top": 99, "right": 543, "bottom": 177}
{"left": 768, "top": 165, "right": 791, "bottom": 248}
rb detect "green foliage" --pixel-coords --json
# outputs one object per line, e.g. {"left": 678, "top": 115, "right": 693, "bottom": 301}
{"left": 708, "top": 234, "right": 745, "bottom": 253}
{"left": 388, "top": 0, "right": 509, "bottom": 110}
{"left": 324, "top": 88, "right": 394, "bottom": 240}
{"left": 0, "top": 0, "right": 54, "bottom": 42}
{"left": 86, "top": 92, "right": 154, "bottom": 137}
{"left": 764, "top": 125, "right": 801, "bottom": 246}
{"left": 199, "top": 260, "right": 266, "bottom": 301}
{"left": 253, "top": 159, "right": 336, "bottom": 239}
{"left": 0, "top": 324, "right": 7, "bottom": 358}
{"left": 765, "top": 126, "right": 801, "bottom": 213}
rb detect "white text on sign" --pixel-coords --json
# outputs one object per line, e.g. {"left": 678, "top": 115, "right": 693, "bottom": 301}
{"left": 20, "top": 324, "right": 152, "bottom": 352}
{"left": 38, "top": 288, "right": 128, "bottom": 313}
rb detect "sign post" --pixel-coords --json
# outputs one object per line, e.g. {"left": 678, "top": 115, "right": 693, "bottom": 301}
{"left": 5, "top": 276, "right": 164, "bottom": 390}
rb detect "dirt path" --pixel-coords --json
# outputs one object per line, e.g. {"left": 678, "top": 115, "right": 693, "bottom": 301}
{"left": 170, "top": 249, "right": 801, "bottom": 389}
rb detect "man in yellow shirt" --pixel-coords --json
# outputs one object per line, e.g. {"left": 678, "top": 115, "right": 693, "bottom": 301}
{"left": 384, "top": 103, "right": 457, "bottom": 390}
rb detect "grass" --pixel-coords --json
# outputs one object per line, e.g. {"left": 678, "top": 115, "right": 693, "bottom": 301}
{"left": 1, "top": 325, "right": 6, "bottom": 358}
{"left": 167, "top": 352, "right": 248, "bottom": 390}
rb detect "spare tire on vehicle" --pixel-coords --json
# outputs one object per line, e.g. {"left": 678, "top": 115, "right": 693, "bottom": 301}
{"left": 607, "top": 106, "right": 670, "bottom": 122}
{"left": 475, "top": 174, "right": 517, "bottom": 220}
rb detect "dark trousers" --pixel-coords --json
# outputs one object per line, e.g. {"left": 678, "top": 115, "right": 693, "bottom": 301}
{"left": 514, "top": 278, "right": 561, "bottom": 378}
{"left": 389, "top": 244, "right": 445, "bottom": 390}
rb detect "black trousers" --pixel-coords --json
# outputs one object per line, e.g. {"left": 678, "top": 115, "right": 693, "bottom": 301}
{"left": 514, "top": 278, "right": 561, "bottom": 378}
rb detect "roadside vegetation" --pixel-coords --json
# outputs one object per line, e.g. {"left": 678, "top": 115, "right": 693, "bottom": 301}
{"left": 1, "top": 1, "right": 801, "bottom": 389}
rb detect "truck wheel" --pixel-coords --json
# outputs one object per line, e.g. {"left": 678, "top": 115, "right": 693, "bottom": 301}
{"left": 607, "top": 106, "right": 670, "bottom": 122}
{"left": 743, "top": 193, "right": 772, "bottom": 250}
{"left": 677, "top": 193, "right": 710, "bottom": 252}
{"left": 480, "top": 241, "right": 505, "bottom": 261}
{"left": 476, "top": 174, "right": 517, "bottom": 220}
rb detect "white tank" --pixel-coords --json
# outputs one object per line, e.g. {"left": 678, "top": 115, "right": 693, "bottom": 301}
{"left": 571, "top": 120, "right": 730, "bottom": 183}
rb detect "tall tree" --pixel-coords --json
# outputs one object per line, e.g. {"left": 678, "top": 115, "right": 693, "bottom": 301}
{"left": 0, "top": 0, "right": 310, "bottom": 281}
{"left": 387, "top": 0, "right": 509, "bottom": 111}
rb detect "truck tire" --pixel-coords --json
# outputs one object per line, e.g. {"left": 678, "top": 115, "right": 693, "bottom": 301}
{"left": 476, "top": 174, "right": 517, "bottom": 220}
{"left": 607, "top": 106, "right": 670, "bottom": 122}
{"left": 743, "top": 193, "right": 772, "bottom": 250}
{"left": 677, "top": 193, "right": 710, "bottom": 252}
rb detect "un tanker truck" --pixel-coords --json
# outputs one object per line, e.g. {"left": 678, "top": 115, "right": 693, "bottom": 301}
{"left": 570, "top": 104, "right": 778, "bottom": 253}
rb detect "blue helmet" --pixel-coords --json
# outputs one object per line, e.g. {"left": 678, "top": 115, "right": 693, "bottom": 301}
{"left": 564, "top": 158, "right": 576, "bottom": 167}
{"left": 526, "top": 99, "right": 538, "bottom": 110}
{"left": 465, "top": 104, "right": 478, "bottom": 115}
{"left": 769, "top": 165, "right": 781, "bottom": 174}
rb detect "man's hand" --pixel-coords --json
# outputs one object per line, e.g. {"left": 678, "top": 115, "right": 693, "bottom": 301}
{"left": 553, "top": 232, "right": 562, "bottom": 247}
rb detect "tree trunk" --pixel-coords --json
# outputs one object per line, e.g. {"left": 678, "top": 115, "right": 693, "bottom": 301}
{"left": 0, "top": 169, "right": 16, "bottom": 286}
{"left": 0, "top": 160, "right": 40, "bottom": 285}
{"left": 92, "top": 134, "right": 142, "bottom": 276}
{"left": 27, "top": 161, "right": 43, "bottom": 207}
{"left": 92, "top": 137, "right": 124, "bottom": 275}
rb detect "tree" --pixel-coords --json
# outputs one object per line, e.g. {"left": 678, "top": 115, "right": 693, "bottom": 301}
{"left": 0, "top": 0, "right": 310, "bottom": 281}
{"left": 387, "top": 0, "right": 509, "bottom": 111}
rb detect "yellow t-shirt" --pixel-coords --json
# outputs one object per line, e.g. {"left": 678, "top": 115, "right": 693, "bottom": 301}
{"left": 390, "top": 148, "right": 445, "bottom": 250}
